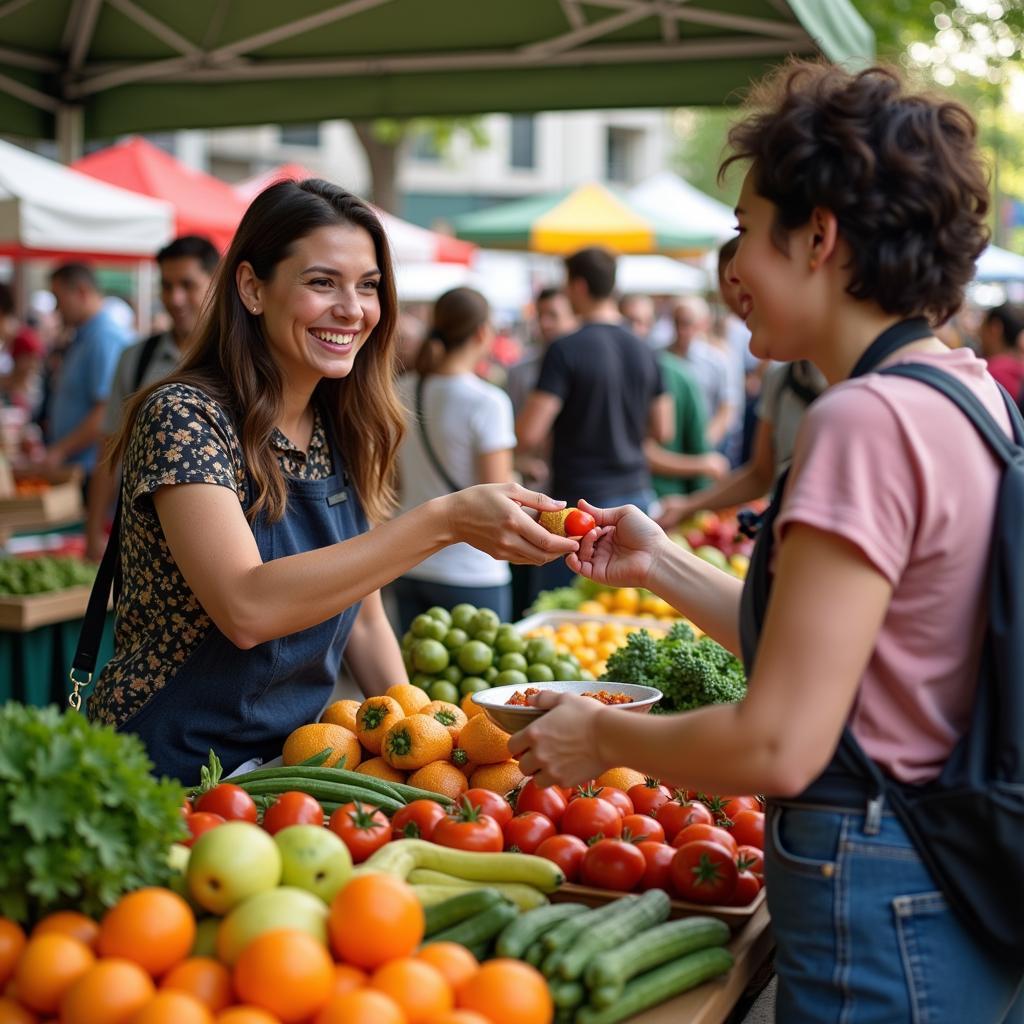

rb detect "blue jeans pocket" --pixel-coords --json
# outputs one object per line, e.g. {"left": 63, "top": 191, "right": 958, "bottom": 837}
{"left": 768, "top": 804, "right": 839, "bottom": 878}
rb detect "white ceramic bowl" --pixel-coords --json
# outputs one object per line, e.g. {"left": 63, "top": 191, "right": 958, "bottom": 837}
{"left": 471, "top": 681, "right": 663, "bottom": 734}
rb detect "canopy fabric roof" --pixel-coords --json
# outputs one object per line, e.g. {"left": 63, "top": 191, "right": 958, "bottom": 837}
{"left": 453, "top": 182, "right": 722, "bottom": 255}
{"left": 234, "top": 164, "right": 477, "bottom": 265}
{"left": 72, "top": 137, "right": 247, "bottom": 251}
{"left": 0, "top": 138, "right": 174, "bottom": 259}
{"left": 976, "top": 245, "right": 1024, "bottom": 284}
{"left": 628, "top": 171, "right": 737, "bottom": 246}
{"left": 0, "top": 1, "right": 873, "bottom": 141}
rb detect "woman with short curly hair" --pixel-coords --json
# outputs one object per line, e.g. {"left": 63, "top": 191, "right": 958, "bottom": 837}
{"left": 509, "top": 62, "right": 1024, "bottom": 1019}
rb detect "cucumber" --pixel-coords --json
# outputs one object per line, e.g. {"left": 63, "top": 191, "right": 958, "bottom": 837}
{"left": 549, "top": 980, "right": 585, "bottom": 1010}
{"left": 524, "top": 941, "right": 545, "bottom": 967}
{"left": 575, "top": 947, "right": 734, "bottom": 1024}
{"left": 424, "top": 888, "right": 504, "bottom": 937}
{"left": 496, "top": 902, "right": 590, "bottom": 959}
{"left": 237, "top": 778, "right": 405, "bottom": 814}
{"left": 557, "top": 889, "right": 670, "bottom": 981}
{"left": 586, "top": 915, "right": 731, "bottom": 1004}
{"left": 426, "top": 899, "right": 519, "bottom": 948}
{"left": 542, "top": 898, "right": 638, "bottom": 953}
{"left": 409, "top": 869, "right": 548, "bottom": 911}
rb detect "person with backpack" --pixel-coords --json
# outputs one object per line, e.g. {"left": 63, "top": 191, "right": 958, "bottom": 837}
{"left": 510, "top": 62, "right": 1024, "bottom": 1020}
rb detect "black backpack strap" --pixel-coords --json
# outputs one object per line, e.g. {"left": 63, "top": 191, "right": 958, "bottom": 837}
{"left": 132, "top": 333, "right": 165, "bottom": 392}
{"left": 415, "top": 375, "right": 461, "bottom": 494}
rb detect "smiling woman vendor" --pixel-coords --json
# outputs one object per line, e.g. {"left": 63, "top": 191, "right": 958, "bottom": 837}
{"left": 85, "top": 179, "right": 576, "bottom": 786}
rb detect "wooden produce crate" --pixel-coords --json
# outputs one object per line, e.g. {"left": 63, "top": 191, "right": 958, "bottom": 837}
{"left": 0, "top": 468, "right": 83, "bottom": 530}
{"left": 0, "top": 584, "right": 94, "bottom": 632}
{"left": 552, "top": 883, "right": 765, "bottom": 932}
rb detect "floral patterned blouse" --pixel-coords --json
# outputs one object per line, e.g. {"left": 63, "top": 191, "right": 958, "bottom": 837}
{"left": 87, "top": 383, "right": 334, "bottom": 728}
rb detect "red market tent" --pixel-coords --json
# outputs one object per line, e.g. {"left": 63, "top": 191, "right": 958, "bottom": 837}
{"left": 73, "top": 137, "right": 247, "bottom": 252}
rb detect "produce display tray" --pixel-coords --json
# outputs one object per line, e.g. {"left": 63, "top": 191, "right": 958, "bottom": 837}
{"left": 0, "top": 468, "right": 83, "bottom": 530}
{"left": 552, "top": 883, "right": 765, "bottom": 932}
{"left": 0, "top": 585, "right": 95, "bottom": 631}
{"left": 513, "top": 610, "right": 679, "bottom": 635}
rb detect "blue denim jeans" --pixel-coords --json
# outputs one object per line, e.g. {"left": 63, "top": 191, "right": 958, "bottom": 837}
{"left": 766, "top": 800, "right": 1024, "bottom": 1023}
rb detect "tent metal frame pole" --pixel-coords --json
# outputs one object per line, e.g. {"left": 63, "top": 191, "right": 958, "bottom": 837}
{"left": 104, "top": 0, "right": 202, "bottom": 57}
{"left": 0, "top": 70, "right": 59, "bottom": 111}
{"left": 56, "top": 105, "right": 84, "bottom": 164}
{"left": 66, "top": 0, "right": 104, "bottom": 74}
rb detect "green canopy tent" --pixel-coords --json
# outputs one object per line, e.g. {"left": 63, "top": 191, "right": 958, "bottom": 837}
{"left": 0, "top": 0, "right": 873, "bottom": 155}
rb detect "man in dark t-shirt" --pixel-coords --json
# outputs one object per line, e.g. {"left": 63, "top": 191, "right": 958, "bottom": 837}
{"left": 517, "top": 247, "right": 672, "bottom": 592}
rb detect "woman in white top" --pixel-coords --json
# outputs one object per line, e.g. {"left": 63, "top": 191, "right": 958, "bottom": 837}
{"left": 392, "top": 288, "right": 516, "bottom": 631}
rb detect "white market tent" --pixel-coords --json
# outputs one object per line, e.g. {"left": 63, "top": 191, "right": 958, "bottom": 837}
{"left": 617, "top": 254, "right": 709, "bottom": 296}
{"left": 0, "top": 139, "right": 174, "bottom": 260}
{"left": 628, "top": 172, "right": 737, "bottom": 249}
{"left": 976, "top": 245, "right": 1024, "bottom": 284}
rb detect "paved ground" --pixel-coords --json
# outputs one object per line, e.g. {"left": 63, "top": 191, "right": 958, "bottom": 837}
{"left": 740, "top": 977, "right": 776, "bottom": 1023}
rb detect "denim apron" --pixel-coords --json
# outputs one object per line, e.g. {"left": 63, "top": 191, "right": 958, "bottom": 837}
{"left": 738, "top": 320, "right": 1024, "bottom": 1022}
{"left": 120, "top": 421, "right": 366, "bottom": 787}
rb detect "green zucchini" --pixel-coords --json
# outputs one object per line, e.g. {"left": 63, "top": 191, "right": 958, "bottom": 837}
{"left": 496, "top": 902, "right": 589, "bottom": 959}
{"left": 426, "top": 899, "right": 519, "bottom": 948}
{"left": 237, "top": 778, "right": 405, "bottom": 814}
{"left": 549, "top": 980, "right": 586, "bottom": 1010}
{"left": 524, "top": 940, "right": 545, "bottom": 967}
{"left": 424, "top": 888, "right": 504, "bottom": 937}
{"left": 558, "top": 889, "right": 671, "bottom": 981}
{"left": 576, "top": 947, "right": 734, "bottom": 1024}
{"left": 586, "top": 915, "right": 731, "bottom": 1004}
{"left": 232, "top": 763, "right": 453, "bottom": 806}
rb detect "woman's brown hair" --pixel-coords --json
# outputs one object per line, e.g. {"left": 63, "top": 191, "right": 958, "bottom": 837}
{"left": 414, "top": 286, "right": 490, "bottom": 376}
{"left": 114, "top": 179, "right": 404, "bottom": 525}
{"left": 720, "top": 61, "right": 990, "bottom": 324}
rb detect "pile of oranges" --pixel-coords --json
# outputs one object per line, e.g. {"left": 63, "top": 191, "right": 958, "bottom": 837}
{"left": 523, "top": 620, "right": 669, "bottom": 680}
{"left": 574, "top": 588, "right": 680, "bottom": 620}
{"left": 0, "top": 874, "right": 553, "bottom": 1024}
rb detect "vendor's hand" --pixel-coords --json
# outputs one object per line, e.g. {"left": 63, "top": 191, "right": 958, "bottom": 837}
{"left": 654, "top": 495, "right": 696, "bottom": 531}
{"left": 508, "top": 691, "right": 610, "bottom": 788}
{"left": 701, "top": 453, "right": 730, "bottom": 481}
{"left": 447, "top": 484, "right": 579, "bottom": 565}
{"left": 565, "top": 500, "right": 665, "bottom": 590}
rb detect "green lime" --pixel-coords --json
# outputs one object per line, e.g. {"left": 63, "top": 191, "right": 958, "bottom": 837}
{"left": 460, "top": 676, "right": 490, "bottom": 696}
{"left": 443, "top": 628, "right": 469, "bottom": 651}
{"left": 494, "top": 669, "right": 529, "bottom": 688}
{"left": 525, "top": 637, "right": 557, "bottom": 667}
{"left": 427, "top": 606, "right": 452, "bottom": 627}
{"left": 457, "top": 639, "right": 494, "bottom": 674}
{"left": 552, "top": 658, "right": 579, "bottom": 681}
{"left": 400, "top": 631, "right": 415, "bottom": 652}
{"left": 429, "top": 680, "right": 461, "bottom": 704}
{"left": 564, "top": 653, "right": 581, "bottom": 669}
{"left": 495, "top": 631, "right": 526, "bottom": 655}
{"left": 474, "top": 628, "right": 498, "bottom": 647}
{"left": 441, "top": 664, "right": 464, "bottom": 685}
{"left": 471, "top": 609, "right": 501, "bottom": 636}
{"left": 402, "top": 649, "right": 415, "bottom": 675}
{"left": 426, "top": 619, "right": 449, "bottom": 642}
{"left": 526, "top": 663, "right": 555, "bottom": 683}
{"left": 411, "top": 672, "right": 435, "bottom": 689}
{"left": 483, "top": 666, "right": 500, "bottom": 682}
{"left": 498, "top": 652, "right": 528, "bottom": 673}
{"left": 413, "top": 638, "right": 450, "bottom": 674}
{"left": 450, "top": 603, "right": 478, "bottom": 631}
{"left": 410, "top": 613, "right": 437, "bottom": 639}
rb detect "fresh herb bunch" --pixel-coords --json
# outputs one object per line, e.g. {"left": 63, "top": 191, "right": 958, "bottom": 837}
{"left": 0, "top": 556, "right": 97, "bottom": 596}
{"left": 0, "top": 703, "right": 187, "bottom": 924}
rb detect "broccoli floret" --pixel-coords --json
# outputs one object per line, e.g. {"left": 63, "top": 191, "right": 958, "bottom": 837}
{"left": 660, "top": 636, "right": 746, "bottom": 712}
{"left": 600, "top": 628, "right": 662, "bottom": 687}
{"left": 665, "top": 620, "right": 696, "bottom": 644}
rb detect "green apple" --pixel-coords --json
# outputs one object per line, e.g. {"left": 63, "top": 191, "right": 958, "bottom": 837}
{"left": 217, "top": 886, "right": 329, "bottom": 966}
{"left": 191, "top": 917, "right": 220, "bottom": 957}
{"left": 274, "top": 825, "right": 352, "bottom": 903}
{"left": 166, "top": 843, "right": 202, "bottom": 912}
{"left": 187, "top": 820, "right": 282, "bottom": 916}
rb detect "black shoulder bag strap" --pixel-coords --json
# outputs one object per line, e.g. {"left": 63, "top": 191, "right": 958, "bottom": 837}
{"left": 415, "top": 375, "right": 462, "bottom": 494}
{"left": 133, "top": 332, "right": 165, "bottom": 391}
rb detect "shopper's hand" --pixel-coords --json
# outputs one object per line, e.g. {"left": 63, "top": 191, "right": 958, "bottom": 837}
{"left": 447, "top": 484, "right": 579, "bottom": 565}
{"left": 654, "top": 495, "right": 696, "bottom": 531}
{"left": 565, "top": 500, "right": 665, "bottom": 590}
{"left": 702, "top": 453, "right": 730, "bottom": 481}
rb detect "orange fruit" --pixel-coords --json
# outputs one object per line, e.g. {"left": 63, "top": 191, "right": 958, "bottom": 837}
{"left": 0, "top": 921, "right": 26, "bottom": 989}
{"left": 214, "top": 1009, "right": 280, "bottom": 1024}
{"left": 233, "top": 929, "right": 333, "bottom": 1023}
{"left": 313, "top": 990, "right": 404, "bottom": 1024}
{"left": 457, "top": 960, "right": 551, "bottom": 1024}
{"left": 328, "top": 875, "right": 424, "bottom": 969}
{"left": 371, "top": 958, "right": 452, "bottom": 1024}
{"left": 415, "top": 943, "right": 478, "bottom": 993}
{"left": 60, "top": 958, "right": 156, "bottom": 1024}
{"left": 355, "top": 697, "right": 406, "bottom": 756}
{"left": 327, "top": 964, "right": 367, "bottom": 999}
{"left": 469, "top": 760, "right": 524, "bottom": 794}
{"left": 459, "top": 693, "right": 486, "bottom": 720}
{"left": 458, "top": 715, "right": 511, "bottom": 766}
{"left": 0, "top": 996, "right": 35, "bottom": 1024}
{"left": 161, "top": 958, "right": 233, "bottom": 1012}
{"left": 416, "top": 702, "right": 468, "bottom": 742}
{"left": 30, "top": 914, "right": 98, "bottom": 954}
{"left": 595, "top": 767, "right": 646, "bottom": 792}
{"left": 320, "top": 700, "right": 362, "bottom": 733}
{"left": 129, "top": 990, "right": 213, "bottom": 1024}
{"left": 98, "top": 888, "right": 195, "bottom": 978}
{"left": 353, "top": 757, "right": 406, "bottom": 783}
{"left": 283, "top": 724, "right": 361, "bottom": 770}
{"left": 406, "top": 761, "right": 468, "bottom": 801}
{"left": 381, "top": 716, "right": 452, "bottom": 771}
{"left": 426, "top": 1013, "right": 491, "bottom": 1024}
{"left": 13, "top": 934, "right": 94, "bottom": 1014}
{"left": 385, "top": 683, "right": 431, "bottom": 716}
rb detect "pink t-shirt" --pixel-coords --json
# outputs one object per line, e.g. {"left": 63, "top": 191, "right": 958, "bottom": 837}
{"left": 775, "top": 348, "right": 1009, "bottom": 783}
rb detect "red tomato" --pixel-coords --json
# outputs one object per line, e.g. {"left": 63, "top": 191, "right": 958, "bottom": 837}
{"left": 181, "top": 798, "right": 193, "bottom": 820}
{"left": 328, "top": 802, "right": 391, "bottom": 863}
{"left": 391, "top": 799, "right": 449, "bottom": 841}
{"left": 730, "top": 810, "right": 765, "bottom": 850}
{"left": 581, "top": 838, "right": 647, "bottom": 892}
{"left": 671, "top": 823, "right": 738, "bottom": 856}
{"left": 656, "top": 798, "right": 712, "bottom": 841}
{"left": 184, "top": 811, "right": 224, "bottom": 847}
{"left": 262, "top": 791, "right": 324, "bottom": 836}
{"left": 561, "top": 796, "right": 622, "bottom": 843}
{"left": 736, "top": 844, "right": 765, "bottom": 879}
{"left": 564, "top": 508, "right": 597, "bottom": 537}
{"left": 637, "top": 841, "right": 676, "bottom": 892}
{"left": 594, "top": 787, "right": 634, "bottom": 818}
{"left": 671, "top": 840, "right": 739, "bottom": 905}
{"left": 621, "top": 814, "right": 665, "bottom": 845}
{"left": 463, "top": 789, "right": 514, "bottom": 829}
{"left": 722, "top": 796, "right": 762, "bottom": 822}
{"left": 535, "top": 834, "right": 587, "bottom": 883}
{"left": 195, "top": 783, "right": 258, "bottom": 823}
{"left": 433, "top": 804, "right": 504, "bottom": 852}
{"left": 732, "top": 870, "right": 763, "bottom": 906}
{"left": 627, "top": 780, "right": 672, "bottom": 818}
{"left": 514, "top": 779, "right": 567, "bottom": 826}
{"left": 503, "top": 812, "right": 557, "bottom": 854}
